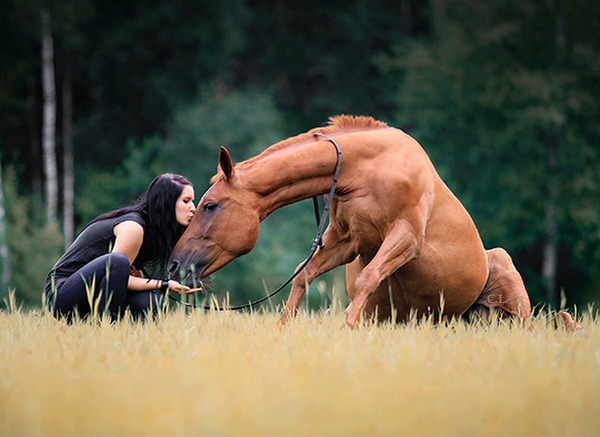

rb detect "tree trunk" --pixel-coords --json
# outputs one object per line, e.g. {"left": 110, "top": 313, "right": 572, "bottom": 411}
{"left": 400, "top": 0, "right": 412, "bottom": 35}
{"left": 541, "top": 179, "right": 558, "bottom": 308}
{"left": 28, "top": 80, "right": 44, "bottom": 221}
{"left": 0, "top": 162, "right": 11, "bottom": 288}
{"left": 41, "top": 8, "right": 58, "bottom": 223}
{"left": 62, "top": 57, "right": 75, "bottom": 248}
{"left": 541, "top": 4, "right": 567, "bottom": 309}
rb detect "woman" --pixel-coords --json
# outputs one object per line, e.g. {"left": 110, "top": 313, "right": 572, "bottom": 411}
{"left": 45, "top": 173, "right": 200, "bottom": 321}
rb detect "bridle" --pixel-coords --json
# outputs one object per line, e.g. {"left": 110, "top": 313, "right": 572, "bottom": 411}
{"left": 167, "top": 132, "right": 342, "bottom": 311}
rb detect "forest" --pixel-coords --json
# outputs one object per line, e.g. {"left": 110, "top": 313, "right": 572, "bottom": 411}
{"left": 1, "top": 0, "right": 599, "bottom": 311}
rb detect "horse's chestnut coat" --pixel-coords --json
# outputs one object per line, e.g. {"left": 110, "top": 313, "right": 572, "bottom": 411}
{"left": 170, "top": 115, "right": 532, "bottom": 327}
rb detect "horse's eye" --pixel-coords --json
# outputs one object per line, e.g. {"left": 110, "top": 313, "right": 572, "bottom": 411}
{"left": 203, "top": 202, "right": 218, "bottom": 213}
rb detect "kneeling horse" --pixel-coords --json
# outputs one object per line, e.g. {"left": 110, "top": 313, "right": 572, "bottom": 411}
{"left": 169, "top": 115, "right": 534, "bottom": 327}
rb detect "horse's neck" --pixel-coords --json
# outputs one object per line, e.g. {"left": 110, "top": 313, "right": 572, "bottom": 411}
{"left": 241, "top": 141, "right": 339, "bottom": 219}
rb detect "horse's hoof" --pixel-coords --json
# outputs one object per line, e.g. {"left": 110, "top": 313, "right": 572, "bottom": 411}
{"left": 550, "top": 311, "right": 585, "bottom": 332}
{"left": 345, "top": 313, "right": 359, "bottom": 329}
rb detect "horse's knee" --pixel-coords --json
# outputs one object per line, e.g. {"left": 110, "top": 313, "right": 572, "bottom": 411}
{"left": 353, "top": 268, "right": 379, "bottom": 299}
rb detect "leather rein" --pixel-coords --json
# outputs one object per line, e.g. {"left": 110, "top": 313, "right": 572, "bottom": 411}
{"left": 167, "top": 132, "right": 342, "bottom": 311}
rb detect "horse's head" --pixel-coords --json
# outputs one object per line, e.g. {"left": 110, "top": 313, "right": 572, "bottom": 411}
{"left": 168, "top": 147, "right": 261, "bottom": 283}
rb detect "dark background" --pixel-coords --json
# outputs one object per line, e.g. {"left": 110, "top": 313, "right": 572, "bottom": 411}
{"left": 1, "top": 0, "right": 599, "bottom": 312}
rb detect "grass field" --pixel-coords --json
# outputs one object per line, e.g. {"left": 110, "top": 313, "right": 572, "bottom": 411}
{"left": 1, "top": 300, "right": 599, "bottom": 437}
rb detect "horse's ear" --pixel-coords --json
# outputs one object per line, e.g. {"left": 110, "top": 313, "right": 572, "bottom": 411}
{"left": 219, "top": 146, "right": 234, "bottom": 180}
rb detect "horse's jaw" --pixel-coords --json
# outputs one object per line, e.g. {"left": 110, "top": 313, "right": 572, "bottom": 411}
{"left": 197, "top": 254, "right": 235, "bottom": 279}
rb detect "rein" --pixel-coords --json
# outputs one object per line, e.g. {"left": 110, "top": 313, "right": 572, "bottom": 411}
{"left": 167, "top": 132, "right": 342, "bottom": 311}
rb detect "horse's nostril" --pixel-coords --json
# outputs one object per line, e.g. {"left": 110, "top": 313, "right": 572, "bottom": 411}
{"left": 168, "top": 259, "right": 180, "bottom": 278}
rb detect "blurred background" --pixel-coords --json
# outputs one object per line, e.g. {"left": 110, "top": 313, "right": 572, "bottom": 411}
{"left": 1, "top": 0, "right": 599, "bottom": 312}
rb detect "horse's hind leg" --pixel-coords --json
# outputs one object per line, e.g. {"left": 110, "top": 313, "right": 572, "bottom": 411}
{"left": 469, "top": 248, "right": 585, "bottom": 331}
{"left": 548, "top": 311, "right": 585, "bottom": 331}
{"left": 468, "top": 248, "right": 531, "bottom": 320}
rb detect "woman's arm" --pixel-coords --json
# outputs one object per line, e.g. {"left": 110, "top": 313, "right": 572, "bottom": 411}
{"left": 112, "top": 221, "right": 144, "bottom": 265}
{"left": 127, "top": 275, "right": 198, "bottom": 294}
{"left": 113, "top": 221, "right": 199, "bottom": 295}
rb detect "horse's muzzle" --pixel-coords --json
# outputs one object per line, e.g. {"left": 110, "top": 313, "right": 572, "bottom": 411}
{"left": 168, "top": 255, "right": 207, "bottom": 286}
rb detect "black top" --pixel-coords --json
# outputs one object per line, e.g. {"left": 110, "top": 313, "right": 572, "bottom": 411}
{"left": 44, "top": 212, "right": 152, "bottom": 296}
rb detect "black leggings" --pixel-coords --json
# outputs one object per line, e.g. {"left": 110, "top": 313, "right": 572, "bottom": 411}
{"left": 48, "top": 252, "right": 164, "bottom": 321}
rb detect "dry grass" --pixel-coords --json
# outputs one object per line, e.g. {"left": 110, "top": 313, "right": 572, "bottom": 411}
{"left": 1, "top": 302, "right": 598, "bottom": 437}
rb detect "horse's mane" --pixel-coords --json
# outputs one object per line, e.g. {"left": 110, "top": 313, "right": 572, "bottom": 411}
{"left": 237, "top": 115, "right": 389, "bottom": 168}
{"left": 315, "top": 114, "right": 389, "bottom": 136}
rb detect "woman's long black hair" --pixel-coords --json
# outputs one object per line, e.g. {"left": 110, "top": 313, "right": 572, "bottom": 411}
{"left": 88, "top": 173, "right": 193, "bottom": 272}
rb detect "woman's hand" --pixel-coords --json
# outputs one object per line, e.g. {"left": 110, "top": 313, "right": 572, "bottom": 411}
{"left": 167, "top": 280, "right": 203, "bottom": 295}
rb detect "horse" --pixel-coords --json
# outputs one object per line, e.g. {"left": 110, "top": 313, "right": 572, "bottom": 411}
{"left": 169, "top": 115, "right": 536, "bottom": 328}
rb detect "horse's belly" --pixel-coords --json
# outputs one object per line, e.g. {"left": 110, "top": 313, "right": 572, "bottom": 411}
{"left": 395, "top": 249, "right": 487, "bottom": 316}
{"left": 391, "top": 184, "right": 489, "bottom": 317}
{"left": 358, "top": 241, "right": 488, "bottom": 321}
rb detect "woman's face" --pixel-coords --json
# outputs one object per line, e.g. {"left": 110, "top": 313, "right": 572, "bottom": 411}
{"left": 175, "top": 184, "right": 196, "bottom": 226}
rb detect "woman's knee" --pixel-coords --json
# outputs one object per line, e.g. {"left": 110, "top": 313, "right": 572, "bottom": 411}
{"left": 106, "top": 252, "right": 130, "bottom": 273}
{"left": 101, "top": 252, "right": 131, "bottom": 289}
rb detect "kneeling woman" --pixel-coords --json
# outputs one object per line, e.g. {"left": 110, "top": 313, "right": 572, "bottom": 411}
{"left": 45, "top": 173, "right": 200, "bottom": 321}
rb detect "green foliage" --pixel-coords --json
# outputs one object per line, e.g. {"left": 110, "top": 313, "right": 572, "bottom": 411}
{"left": 76, "top": 136, "right": 170, "bottom": 227}
{"left": 378, "top": 0, "right": 600, "bottom": 306}
{"left": 2, "top": 0, "right": 600, "bottom": 309}
{"left": 167, "top": 85, "right": 337, "bottom": 303}
{"left": 168, "top": 83, "right": 286, "bottom": 187}
{"left": 73, "top": 86, "right": 335, "bottom": 305}
{"left": 1, "top": 167, "right": 63, "bottom": 307}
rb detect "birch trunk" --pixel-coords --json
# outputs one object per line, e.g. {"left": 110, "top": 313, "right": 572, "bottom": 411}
{"left": 541, "top": 5, "right": 567, "bottom": 308}
{"left": 400, "top": 0, "right": 412, "bottom": 34}
{"left": 41, "top": 8, "right": 58, "bottom": 223}
{"left": 542, "top": 176, "right": 558, "bottom": 308}
{"left": 0, "top": 162, "right": 11, "bottom": 287}
{"left": 28, "top": 81, "right": 43, "bottom": 209}
{"left": 62, "top": 58, "right": 74, "bottom": 247}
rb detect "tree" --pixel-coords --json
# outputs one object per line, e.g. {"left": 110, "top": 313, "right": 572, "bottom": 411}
{"left": 0, "top": 161, "right": 11, "bottom": 289}
{"left": 2, "top": 166, "right": 62, "bottom": 307}
{"left": 540, "top": 2, "right": 567, "bottom": 308}
{"left": 62, "top": 57, "right": 74, "bottom": 247}
{"left": 2, "top": 0, "right": 598, "bottom": 309}
{"left": 379, "top": 0, "right": 600, "bottom": 308}
{"left": 40, "top": 8, "right": 58, "bottom": 223}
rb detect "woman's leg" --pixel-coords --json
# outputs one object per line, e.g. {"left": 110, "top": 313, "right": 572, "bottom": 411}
{"left": 124, "top": 291, "right": 165, "bottom": 319}
{"left": 50, "top": 253, "right": 130, "bottom": 320}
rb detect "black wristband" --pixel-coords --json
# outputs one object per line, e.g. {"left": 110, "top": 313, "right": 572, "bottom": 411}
{"left": 160, "top": 280, "right": 169, "bottom": 292}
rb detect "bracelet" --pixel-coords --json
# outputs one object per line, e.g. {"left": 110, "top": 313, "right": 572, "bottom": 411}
{"left": 160, "top": 280, "right": 169, "bottom": 292}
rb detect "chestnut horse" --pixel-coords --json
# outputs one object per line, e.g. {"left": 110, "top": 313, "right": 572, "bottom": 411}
{"left": 169, "top": 115, "right": 533, "bottom": 327}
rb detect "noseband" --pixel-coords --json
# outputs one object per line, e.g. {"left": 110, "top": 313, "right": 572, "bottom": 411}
{"left": 168, "top": 132, "right": 342, "bottom": 311}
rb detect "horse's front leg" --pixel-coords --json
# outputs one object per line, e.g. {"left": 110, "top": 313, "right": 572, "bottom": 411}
{"left": 345, "top": 219, "right": 422, "bottom": 328}
{"left": 280, "top": 225, "right": 355, "bottom": 324}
